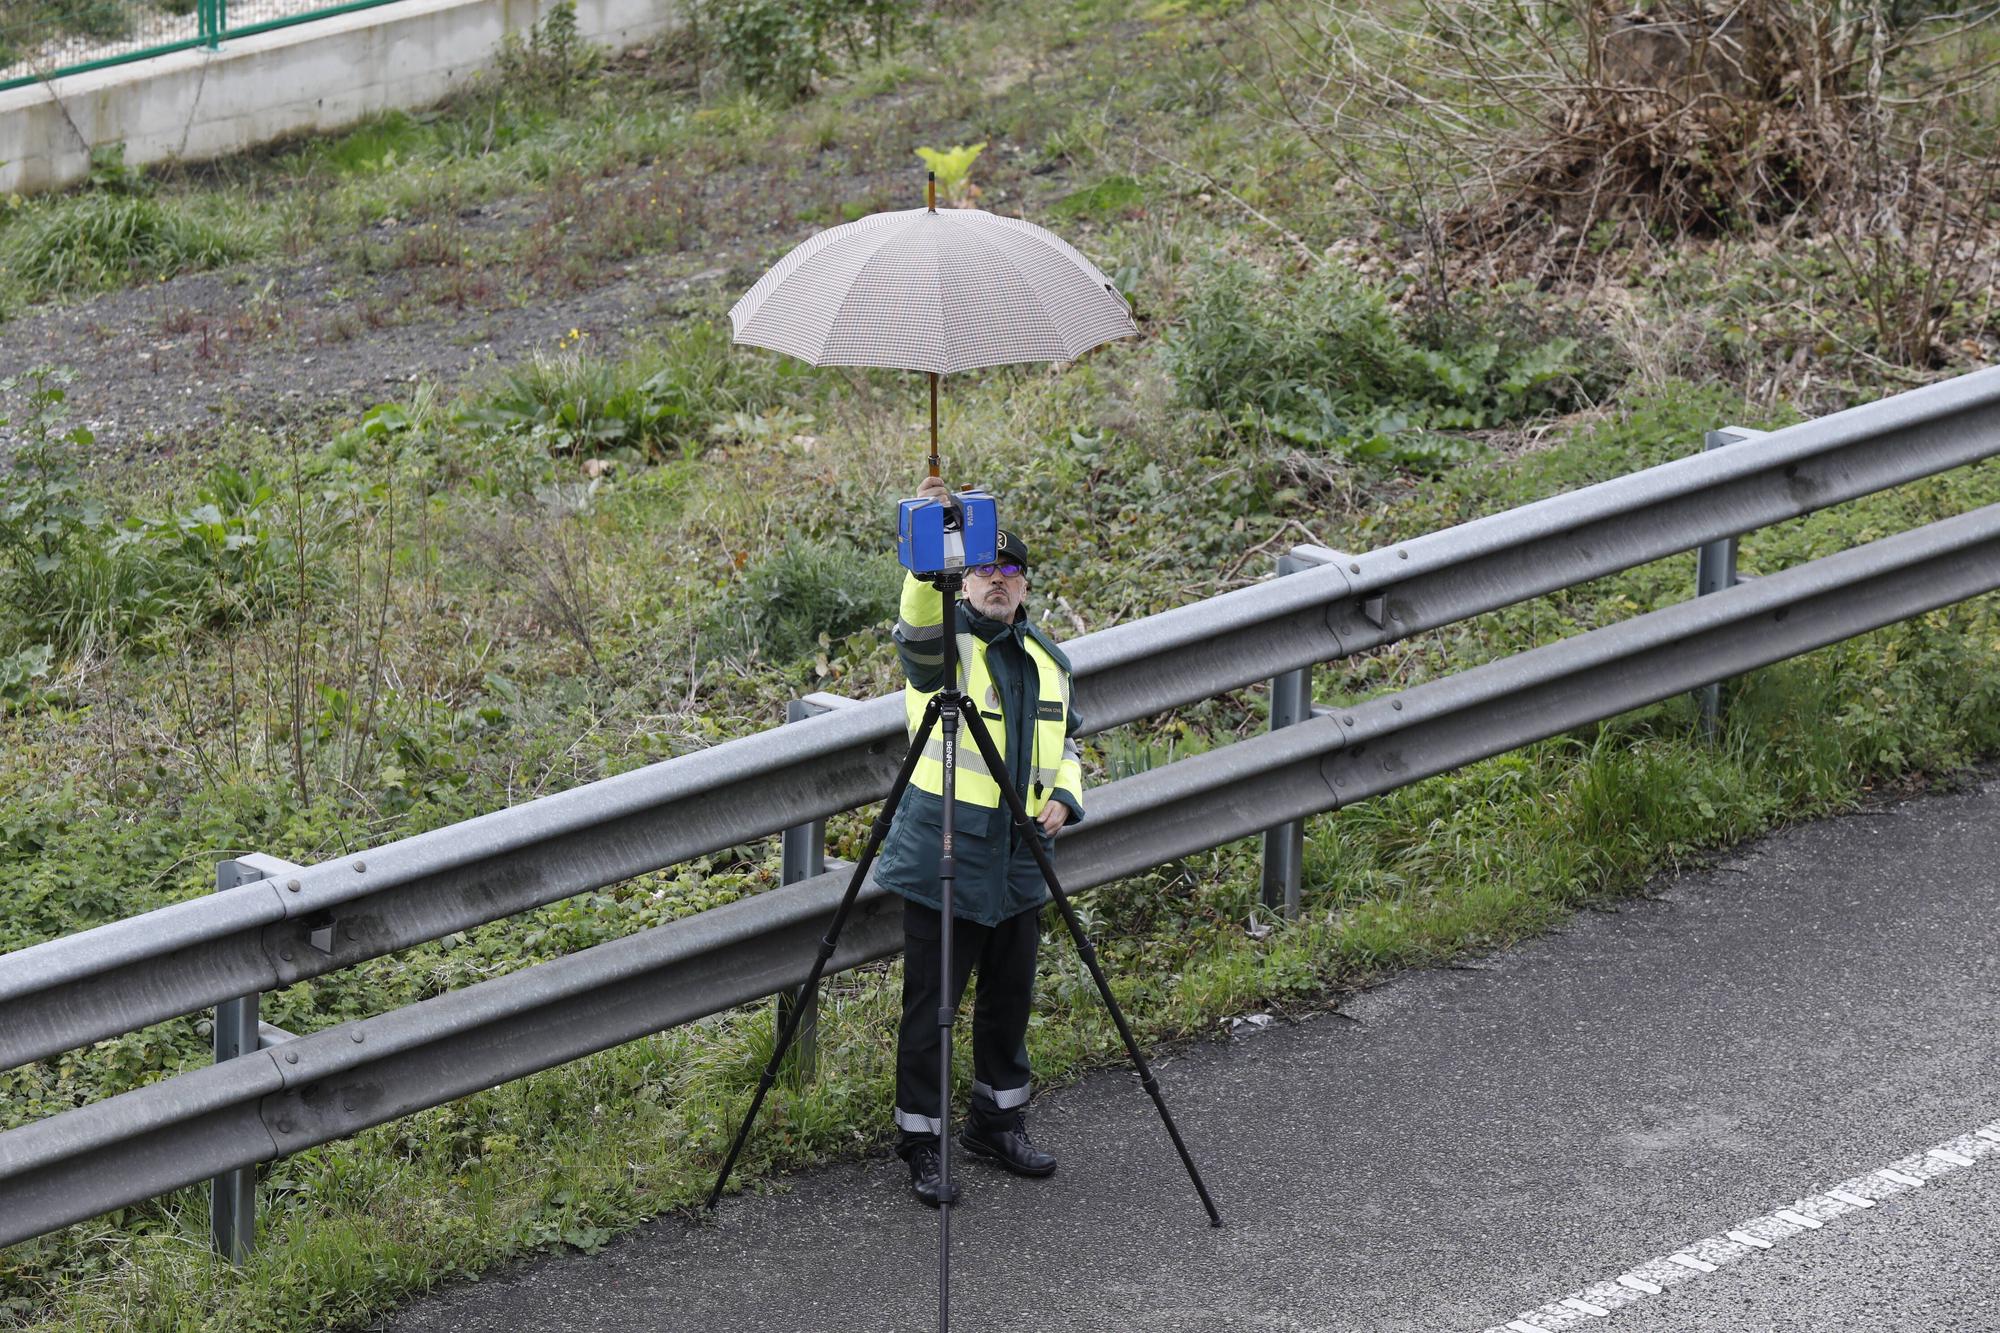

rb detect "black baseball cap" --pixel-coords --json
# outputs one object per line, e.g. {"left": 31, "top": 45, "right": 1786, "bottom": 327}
{"left": 994, "top": 528, "right": 1030, "bottom": 569}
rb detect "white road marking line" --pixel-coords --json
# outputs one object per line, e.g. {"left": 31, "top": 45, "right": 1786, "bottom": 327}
{"left": 1473, "top": 1115, "right": 2000, "bottom": 1332}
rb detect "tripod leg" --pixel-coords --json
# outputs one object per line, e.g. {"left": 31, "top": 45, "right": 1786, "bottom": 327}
{"left": 705, "top": 700, "right": 942, "bottom": 1211}
{"left": 934, "top": 690, "right": 960, "bottom": 1333}
{"left": 958, "top": 708, "right": 1224, "bottom": 1228}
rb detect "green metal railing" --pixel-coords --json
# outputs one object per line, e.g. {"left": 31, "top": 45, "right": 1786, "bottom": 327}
{"left": 0, "top": 0, "right": 411, "bottom": 94}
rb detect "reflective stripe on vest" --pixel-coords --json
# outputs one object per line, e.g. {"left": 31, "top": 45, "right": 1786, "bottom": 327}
{"left": 907, "top": 627, "right": 1072, "bottom": 815}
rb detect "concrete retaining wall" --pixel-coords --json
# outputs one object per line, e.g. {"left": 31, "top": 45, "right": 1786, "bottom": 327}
{"left": 0, "top": 0, "right": 682, "bottom": 196}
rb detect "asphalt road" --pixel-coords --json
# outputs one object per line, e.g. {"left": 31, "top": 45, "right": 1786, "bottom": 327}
{"left": 375, "top": 775, "right": 2000, "bottom": 1333}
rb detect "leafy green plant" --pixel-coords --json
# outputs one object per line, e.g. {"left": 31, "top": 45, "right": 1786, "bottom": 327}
{"left": 0, "top": 642, "right": 53, "bottom": 710}
{"left": 702, "top": 0, "right": 822, "bottom": 101}
{"left": 459, "top": 324, "right": 802, "bottom": 462}
{"left": 699, "top": 0, "right": 920, "bottom": 102}
{"left": 115, "top": 466, "right": 280, "bottom": 626}
{"left": 0, "top": 369, "right": 107, "bottom": 649}
{"left": 1164, "top": 259, "right": 1614, "bottom": 469}
{"left": 83, "top": 143, "right": 151, "bottom": 197}
{"left": 711, "top": 538, "right": 898, "bottom": 663}
{"left": 494, "top": 0, "right": 599, "bottom": 110}
{"left": 914, "top": 142, "right": 986, "bottom": 206}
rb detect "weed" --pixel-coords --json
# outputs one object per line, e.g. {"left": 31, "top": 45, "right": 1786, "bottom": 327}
{"left": 459, "top": 323, "right": 795, "bottom": 463}
{"left": 710, "top": 537, "right": 899, "bottom": 663}
{"left": 1163, "top": 258, "right": 1613, "bottom": 469}
{"left": 698, "top": 0, "right": 923, "bottom": 102}
{"left": 494, "top": 0, "right": 600, "bottom": 111}
{"left": 1, "top": 192, "right": 256, "bottom": 298}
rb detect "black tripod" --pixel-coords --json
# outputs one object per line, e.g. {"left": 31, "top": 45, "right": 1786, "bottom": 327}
{"left": 707, "top": 569, "right": 1222, "bottom": 1331}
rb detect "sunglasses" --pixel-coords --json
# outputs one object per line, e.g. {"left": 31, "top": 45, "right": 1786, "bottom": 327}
{"left": 969, "top": 562, "right": 1026, "bottom": 579}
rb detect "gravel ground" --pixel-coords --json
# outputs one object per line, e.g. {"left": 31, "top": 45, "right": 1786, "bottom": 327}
{"left": 0, "top": 144, "right": 829, "bottom": 452}
{"left": 0, "top": 87, "right": 1089, "bottom": 458}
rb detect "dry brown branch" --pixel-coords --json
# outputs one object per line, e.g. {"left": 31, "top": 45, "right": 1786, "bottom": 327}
{"left": 1244, "top": 0, "right": 2000, "bottom": 318}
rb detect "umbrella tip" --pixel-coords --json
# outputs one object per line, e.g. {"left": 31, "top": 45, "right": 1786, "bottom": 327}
{"left": 927, "top": 171, "right": 936, "bottom": 213}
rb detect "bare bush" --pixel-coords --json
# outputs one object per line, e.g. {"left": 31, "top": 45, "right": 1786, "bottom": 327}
{"left": 467, "top": 489, "right": 604, "bottom": 670}
{"left": 1259, "top": 1, "right": 2000, "bottom": 293}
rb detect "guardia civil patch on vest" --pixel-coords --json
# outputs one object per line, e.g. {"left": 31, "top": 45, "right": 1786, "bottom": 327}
{"left": 1036, "top": 700, "right": 1064, "bottom": 721}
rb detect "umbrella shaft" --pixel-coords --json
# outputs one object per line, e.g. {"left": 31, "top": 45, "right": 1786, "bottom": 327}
{"left": 928, "top": 372, "right": 941, "bottom": 477}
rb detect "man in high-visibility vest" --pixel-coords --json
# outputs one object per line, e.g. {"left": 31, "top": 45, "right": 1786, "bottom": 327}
{"left": 873, "top": 473, "right": 1086, "bottom": 1208}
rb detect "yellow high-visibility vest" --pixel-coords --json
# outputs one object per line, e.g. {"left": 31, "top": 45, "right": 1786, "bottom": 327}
{"left": 898, "top": 578, "right": 1082, "bottom": 816}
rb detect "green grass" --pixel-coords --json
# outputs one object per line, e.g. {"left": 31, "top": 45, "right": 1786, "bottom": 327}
{"left": 7, "top": 352, "right": 2000, "bottom": 1329}
{"left": 0, "top": 193, "right": 262, "bottom": 298}
{"left": 5, "top": 0, "right": 2000, "bottom": 1327}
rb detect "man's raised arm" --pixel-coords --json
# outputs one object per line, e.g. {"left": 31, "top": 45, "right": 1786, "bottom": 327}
{"left": 893, "top": 474, "right": 955, "bottom": 691}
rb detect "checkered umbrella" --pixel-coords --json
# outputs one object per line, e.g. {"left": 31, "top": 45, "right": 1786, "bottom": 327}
{"left": 728, "top": 183, "right": 1136, "bottom": 475}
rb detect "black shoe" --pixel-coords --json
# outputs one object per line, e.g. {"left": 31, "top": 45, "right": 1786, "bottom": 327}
{"left": 906, "top": 1145, "right": 961, "bottom": 1207}
{"left": 959, "top": 1120, "right": 1057, "bottom": 1178}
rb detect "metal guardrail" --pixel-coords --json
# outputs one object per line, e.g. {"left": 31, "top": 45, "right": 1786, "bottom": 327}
{"left": 0, "top": 0, "right": 410, "bottom": 94}
{"left": 3, "top": 365, "right": 2000, "bottom": 1252}
{"left": 8, "top": 366, "right": 2000, "bottom": 1075}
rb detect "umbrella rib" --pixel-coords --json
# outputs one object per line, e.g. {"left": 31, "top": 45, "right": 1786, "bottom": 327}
{"left": 949, "top": 221, "right": 1067, "bottom": 370}
{"left": 736, "top": 212, "right": 926, "bottom": 361}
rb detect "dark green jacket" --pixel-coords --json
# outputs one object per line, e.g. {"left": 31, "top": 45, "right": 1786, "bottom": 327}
{"left": 873, "top": 599, "right": 1084, "bottom": 926}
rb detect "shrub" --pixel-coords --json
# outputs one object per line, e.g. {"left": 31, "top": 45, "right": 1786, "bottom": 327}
{"left": 699, "top": 0, "right": 922, "bottom": 102}
{"left": 494, "top": 0, "right": 599, "bottom": 109}
{"left": 0, "top": 371, "right": 279, "bottom": 654}
{"left": 1265, "top": 0, "right": 2000, "bottom": 284}
{"left": 1163, "top": 259, "right": 1614, "bottom": 468}
{"left": 713, "top": 538, "right": 899, "bottom": 663}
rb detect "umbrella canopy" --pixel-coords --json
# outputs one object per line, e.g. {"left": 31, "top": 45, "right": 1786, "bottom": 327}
{"left": 728, "top": 207, "right": 1136, "bottom": 376}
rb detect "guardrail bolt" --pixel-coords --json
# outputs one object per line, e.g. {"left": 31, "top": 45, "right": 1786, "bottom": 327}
{"left": 352, "top": 861, "right": 366, "bottom": 873}
{"left": 286, "top": 879, "right": 301, "bottom": 893}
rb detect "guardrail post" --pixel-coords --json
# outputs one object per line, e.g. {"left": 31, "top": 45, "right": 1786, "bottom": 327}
{"left": 1696, "top": 427, "right": 1765, "bottom": 737}
{"left": 198, "top": 0, "right": 223, "bottom": 49}
{"left": 210, "top": 853, "right": 303, "bottom": 1263}
{"left": 1259, "top": 549, "right": 1332, "bottom": 919}
{"left": 776, "top": 693, "right": 856, "bottom": 1079}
